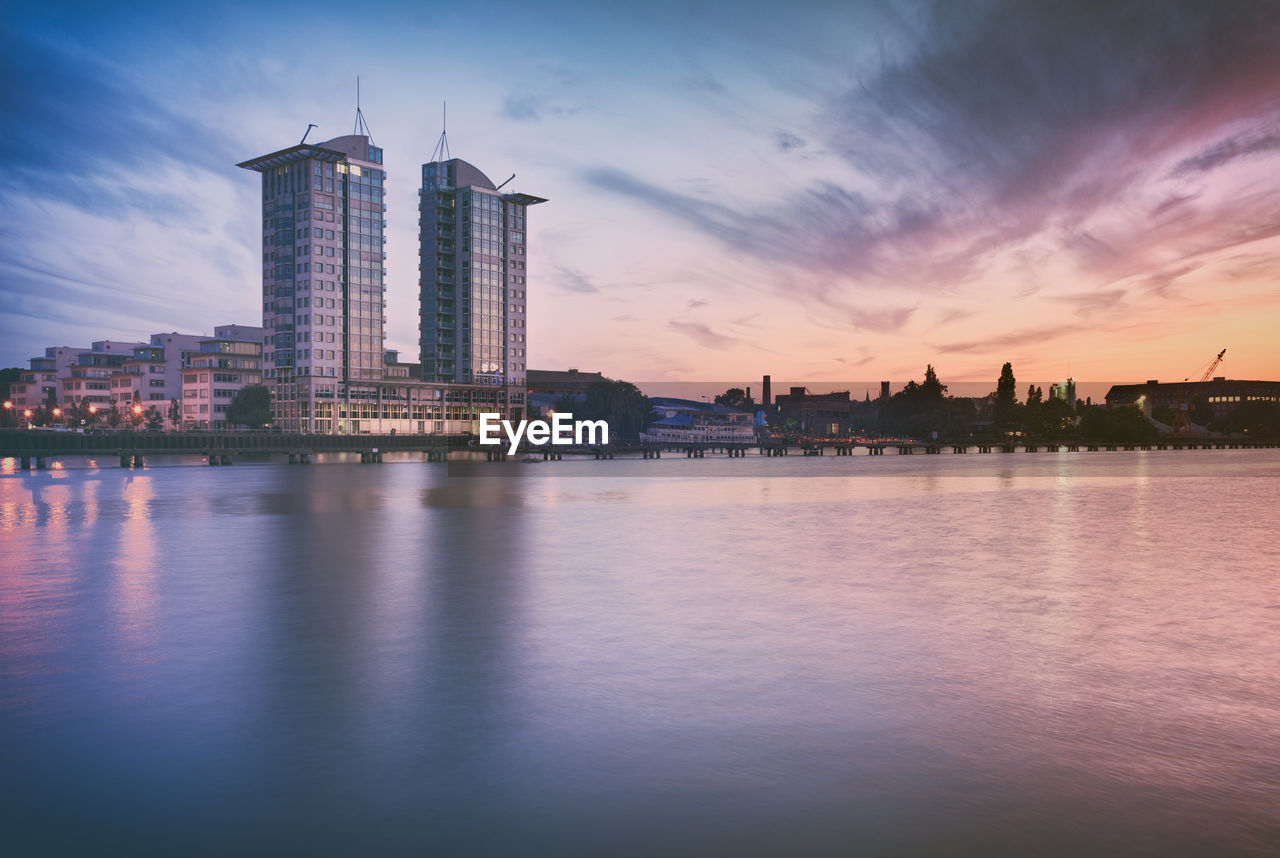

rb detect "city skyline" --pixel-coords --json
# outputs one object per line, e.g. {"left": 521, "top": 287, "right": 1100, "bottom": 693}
{"left": 3, "top": 0, "right": 1280, "bottom": 385}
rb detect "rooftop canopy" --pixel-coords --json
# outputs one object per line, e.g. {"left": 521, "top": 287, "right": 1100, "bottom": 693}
{"left": 236, "top": 144, "right": 348, "bottom": 173}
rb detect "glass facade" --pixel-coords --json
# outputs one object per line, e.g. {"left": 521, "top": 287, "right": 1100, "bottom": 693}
{"left": 242, "top": 136, "right": 387, "bottom": 432}
{"left": 418, "top": 159, "right": 542, "bottom": 393}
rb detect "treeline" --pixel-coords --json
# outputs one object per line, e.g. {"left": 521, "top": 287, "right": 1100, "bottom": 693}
{"left": 1153, "top": 398, "right": 1280, "bottom": 435}
{"left": 552, "top": 378, "right": 655, "bottom": 438}
{"left": 849, "top": 363, "right": 1163, "bottom": 441}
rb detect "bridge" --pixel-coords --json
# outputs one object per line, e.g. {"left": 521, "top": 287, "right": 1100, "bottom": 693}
{"left": 1, "top": 430, "right": 1275, "bottom": 471}
{"left": 0, "top": 430, "right": 458, "bottom": 469}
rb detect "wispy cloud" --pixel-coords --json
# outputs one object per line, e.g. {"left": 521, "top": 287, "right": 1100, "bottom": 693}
{"left": 500, "top": 92, "right": 588, "bottom": 122}
{"left": 1049, "top": 289, "right": 1126, "bottom": 318}
{"left": 555, "top": 267, "right": 601, "bottom": 293}
{"left": 775, "top": 131, "right": 806, "bottom": 152}
{"left": 668, "top": 320, "right": 737, "bottom": 350}
{"left": 934, "top": 324, "right": 1087, "bottom": 355}
{"left": 1172, "top": 128, "right": 1280, "bottom": 176}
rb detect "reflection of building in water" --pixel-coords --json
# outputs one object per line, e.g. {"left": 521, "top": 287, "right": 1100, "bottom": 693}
{"left": 640, "top": 398, "right": 757, "bottom": 444}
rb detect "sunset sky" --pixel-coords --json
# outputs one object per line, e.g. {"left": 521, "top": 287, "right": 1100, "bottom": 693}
{"left": 3, "top": 0, "right": 1279, "bottom": 388}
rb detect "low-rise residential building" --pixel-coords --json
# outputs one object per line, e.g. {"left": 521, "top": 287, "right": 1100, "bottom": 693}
{"left": 110, "top": 346, "right": 169, "bottom": 412}
{"left": 9, "top": 345, "right": 100, "bottom": 409}
{"left": 182, "top": 326, "right": 266, "bottom": 430}
{"left": 62, "top": 342, "right": 147, "bottom": 412}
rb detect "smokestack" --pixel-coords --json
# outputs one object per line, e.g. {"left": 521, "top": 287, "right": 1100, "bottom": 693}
{"left": 762, "top": 375, "right": 771, "bottom": 407}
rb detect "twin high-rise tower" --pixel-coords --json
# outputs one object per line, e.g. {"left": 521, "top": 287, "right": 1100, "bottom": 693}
{"left": 418, "top": 159, "right": 544, "bottom": 389}
{"left": 239, "top": 128, "right": 543, "bottom": 434}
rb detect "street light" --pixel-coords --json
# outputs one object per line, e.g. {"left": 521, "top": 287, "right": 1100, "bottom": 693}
{"left": 2, "top": 400, "right": 10, "bottom": 428}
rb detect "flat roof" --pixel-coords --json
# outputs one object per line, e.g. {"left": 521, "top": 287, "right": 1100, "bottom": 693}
{"left": 237, "top": 144, "right": 348, "bottom": 172}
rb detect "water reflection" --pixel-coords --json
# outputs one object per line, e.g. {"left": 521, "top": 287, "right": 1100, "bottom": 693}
{"left": 0, "top": 454, "right": 1277, "bottom": 856}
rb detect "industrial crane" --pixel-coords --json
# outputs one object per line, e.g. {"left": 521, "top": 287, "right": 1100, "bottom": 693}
{"left": 1171, "top": 349, "right": 1226, "bottom": 434}
{"left": 1189, "top": 348, "right": 1227, "bottom": 383}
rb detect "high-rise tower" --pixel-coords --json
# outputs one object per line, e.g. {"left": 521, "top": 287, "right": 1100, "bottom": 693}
{"left": 238, "top": 134, "right": 386, "bottom": 433}
{"left": 418, "top": 158, "right": 545, "bottom": 403}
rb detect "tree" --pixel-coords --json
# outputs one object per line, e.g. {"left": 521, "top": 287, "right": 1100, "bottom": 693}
{"left": 1039, "top": 397, "right": 1076, "bottom": 437}
{"left": 1219, "top": 400, "right": 1280, "bottom": 436}
{"left": 1190, "top": 395, "right": 1214, "bottom": 427}
{"left": 922, "top": 364, "right": 947, "bottom": 399}
{"left": 876, "top": 366, "right": 972, "bottom": 439}
{"left": 106, "top": 402, "right": 122, "bottom": 429}
{"left": 1078, "top": 406, "right": 1159, "bottom": 442}
{"left": 0, "top": 367, "right": 22, "bottom": 410}
{"left": 573, "top": 378, "right": 653, "bottom": 439}
{"left": 168, "top": 398, "right": 182, "bottom": 431}
{"left": 1022, "top": 385, "right": 1045, "bottom": 434}
{"left": 130, "top": 390, "right": 145, "bottom": 427}
{"left": 227, "top": 384, "right": 273, "bottom": 429}
{"left": 994, "top": 363, "right": 1018, "bottom": 427}
{"left": 714, "top": 387, "right": 755, "bottom": 410}
{"left": 145, "top": 407, "right": 164, "bottom": 431}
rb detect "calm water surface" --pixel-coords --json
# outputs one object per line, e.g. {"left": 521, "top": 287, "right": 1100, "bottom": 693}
{"left": 1, "top": 451, "right": 1278, "bottom": 857}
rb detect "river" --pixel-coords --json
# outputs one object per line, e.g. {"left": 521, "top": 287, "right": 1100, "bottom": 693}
{"left": 1, "top": 450, "right": 1278, "bottom": 856}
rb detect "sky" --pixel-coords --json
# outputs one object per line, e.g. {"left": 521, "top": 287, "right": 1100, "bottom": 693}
{"left": 2, "top": 0, "right": 1279, "bottom": 390}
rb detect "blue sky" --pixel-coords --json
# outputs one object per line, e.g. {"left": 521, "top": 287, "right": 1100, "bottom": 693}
{"left": 4, "top": 0, "right": 1280, "bottom": 385}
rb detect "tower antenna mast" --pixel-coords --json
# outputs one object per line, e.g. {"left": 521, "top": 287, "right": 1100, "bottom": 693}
{"left": 353, "top": 75, "right": 375, "bottom": 144}
{"left": 431, "top": 101, "right": 451, "bottom": 163}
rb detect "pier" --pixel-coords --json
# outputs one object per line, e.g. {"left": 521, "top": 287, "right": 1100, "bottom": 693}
{"left": 1, "top": 429, "right": 1276, "bottom": 470}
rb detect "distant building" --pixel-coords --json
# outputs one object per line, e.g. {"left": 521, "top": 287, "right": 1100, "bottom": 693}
{"left": 1105, "top": 378, "right": 1279, "bottom": 420}
{"left": 9, "top": 346, "right": 88, "bottom": 409}
{"left": 527, "top": 368, "right": 605, "bottom": 397}
{"left": 642, "top": 397, "right": 756, "bottom": 444}
{"left": 774, "top": 387, "right": 851, "bottom": 435}
{"left": 1048, "top": 377, "right": 1077, "bottom": 406}
{"left": 382, "top": 350, "right": 417, "bottom": 379}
